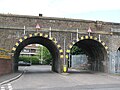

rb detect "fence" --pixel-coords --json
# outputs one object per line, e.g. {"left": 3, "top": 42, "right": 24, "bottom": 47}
{"left": 71, "top": 55, "right": 88, "bottom": 70}
{"left": 109, "top": 51, "right": 120, "bottom": 73}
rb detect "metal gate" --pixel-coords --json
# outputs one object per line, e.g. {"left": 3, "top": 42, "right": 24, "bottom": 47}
{"left": 70, "top": 55, "right": 88, "bottom": 69}
{"left": 109, "top": 51, "right": 120, "bottom": 73}
{"left": 116, "top": 51, "right": 120, "bottom": 73}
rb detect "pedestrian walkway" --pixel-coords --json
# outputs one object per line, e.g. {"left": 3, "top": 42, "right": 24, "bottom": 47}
{"left": 0, "top": 72, "right": 21, "bottom": 84}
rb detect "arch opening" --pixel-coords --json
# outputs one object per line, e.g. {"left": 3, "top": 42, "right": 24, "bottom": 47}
{"left": 68, "top": 39, "right": 108, "bottom": 73}
{"left": 13, "top": 36, "right": 61, "bottom": 73}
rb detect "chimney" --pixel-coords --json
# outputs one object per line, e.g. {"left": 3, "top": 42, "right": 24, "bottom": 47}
{"left": 39, "top": 14, "right": 42, "bottom": 17}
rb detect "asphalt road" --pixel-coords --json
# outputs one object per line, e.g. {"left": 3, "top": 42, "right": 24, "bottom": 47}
{"left": 1, "top": 65, "right": 120, "bottom": 90}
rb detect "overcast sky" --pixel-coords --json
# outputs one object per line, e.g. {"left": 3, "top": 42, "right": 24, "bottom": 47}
{"left": 0, "top": 0, "right": 120, "bottom": 22}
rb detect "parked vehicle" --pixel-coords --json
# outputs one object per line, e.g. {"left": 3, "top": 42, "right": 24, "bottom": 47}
{"left": 18, "top": 61, "right": 31, "bottom": 66}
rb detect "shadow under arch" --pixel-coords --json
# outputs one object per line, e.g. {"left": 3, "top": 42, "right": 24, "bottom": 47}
{"left": 66, "top": 35, "right": 108, "bottom": 73}
{"left": 12, "top": 33, "right": 63, "bottom": 73}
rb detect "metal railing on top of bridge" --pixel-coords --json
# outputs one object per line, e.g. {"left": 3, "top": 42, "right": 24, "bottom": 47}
{"left": 0, "top": 26, "right": 112, "bottom": 35}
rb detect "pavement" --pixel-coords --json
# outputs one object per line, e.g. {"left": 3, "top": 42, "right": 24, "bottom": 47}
{"left": 0, "top": 72, "right": 22, "bottom": 84}
{"left": 0, "top": 66, "right": 26, "bottom": 85}
{"left": 0, "top": 66, "right": 120, "bottom": 90}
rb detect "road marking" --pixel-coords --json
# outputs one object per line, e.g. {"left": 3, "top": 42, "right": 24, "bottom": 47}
{"left": 7, "top": 83, "right": 13, "bottom": 90}
{"left": 0, "top": 83, "right": 13, "bottom": 90}
{"left": 1, "top": 86, "right": 5, "bottom": 90}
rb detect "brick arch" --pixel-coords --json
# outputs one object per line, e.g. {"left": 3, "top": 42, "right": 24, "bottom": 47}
{"left": 11, "top": 33, "right": 64, "bottom": 59}
{"left": 65, "top": 35, "right": 108, "bottom": 59}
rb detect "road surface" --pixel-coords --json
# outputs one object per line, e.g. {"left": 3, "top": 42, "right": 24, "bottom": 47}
{"left": 1, "top": 65, "right": 120, "bottom": 90}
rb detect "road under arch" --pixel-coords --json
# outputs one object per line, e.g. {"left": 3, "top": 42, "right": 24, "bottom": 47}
{"left": 69, "top": 39, "right": 108, "bottom": 72}
{"left": 13, "top": 36, "right": 61, "bottom": 73}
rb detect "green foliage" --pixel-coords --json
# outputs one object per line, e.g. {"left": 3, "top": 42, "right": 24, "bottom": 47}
{"left": 37, "top": 46, "right": 52, "bottom": 64}
{"left": 19, "top": 46, "right": 52, "bottom": 65}
{"left": 70, "top": 46, "right": 85, "bottom": 55}
{"left": 19, "top": 56, "right": 39, "bottom": 65}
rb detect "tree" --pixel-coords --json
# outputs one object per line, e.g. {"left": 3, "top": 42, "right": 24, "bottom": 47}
{"left": 37, "top": 46, "right": 52, "bottom": 64}
{"left": 70, "top": 46, "right": 85, "bottom": 55}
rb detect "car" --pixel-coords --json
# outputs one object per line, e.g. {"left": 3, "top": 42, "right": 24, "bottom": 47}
{"left": 18, "top": 61, "right": 31, "bottom": 66}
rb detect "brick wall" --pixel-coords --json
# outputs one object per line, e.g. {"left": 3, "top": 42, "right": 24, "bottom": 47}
{"left": 0, "top": 59, "right": 13, "bottom": 76}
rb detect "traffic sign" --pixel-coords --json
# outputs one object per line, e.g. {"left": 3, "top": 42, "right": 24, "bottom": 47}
{"left": 36, "top": 24, "right": 40, "bottom": 29}
{"left": 87, "top": 27, "right": 92, "bottom": 33}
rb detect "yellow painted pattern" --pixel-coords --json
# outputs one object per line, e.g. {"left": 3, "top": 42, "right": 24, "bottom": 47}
{"left": 24, "top": 36, "right": 27, "bottom": 39}
{"left": 44, "top": 34, "right": 48, "bottom": 38}
{"left": 59, "top": 49, "right": 63, "bottom": 53}
{"left": 69, "top": 45, "right": 72, "bottom": 49}
{"left": 66, "top": 49, "right": 70, "bottom": 53}
{"left": 15, "top": 43, "right": 19, "bottom": 46}
{"left": 12, "top": 47, "right": 16, "bottom": 51}
{"left": 105, "top": 46, "right": 108, "bottom": 50}
{"left": 65, "top": 35, "right": 109, "bottom": 60}
{"left": 29, "top": 34, "right": 32, "bottom": 37}
{"left": 63, "top": 65, "right": 67, "bottom": 73}
{"left": 34, "top": 33, "right": 38, "bottom": 36}
{"left": 72, "top": 42, "right": 75, "bottom": 45}
{"left": 54, "top": 40, "right": 57, "bottom": 44}
{"left": 60, "top": 55, "right": 64, "bottom": 58}
{"left": 85, "top": 36, "right": 89, "bottom": 39}
{"left": 12, "top": 33, "right": 64, "bottom": 59}
{"left": 90, "top": 36, "right": 93, "bottom": 39}
{"left": 49, "top": 37, "right": 53, "bottom": 40}
{"left": 19, "top": 39, "right": 23, "bottom": 42}
{"left": 94, "top": 37, "right": 97, "bottom": 40}
{"left": 99, "top": 40, "right": 101, "bottom": 43}
{"left": 40, "top": 33, "right": 43, "bottom": 36}
{"left": 66, "top": 55, "right": 69, "bottom": 59}
{"left": 102, "top": 42, "right": 105, "bottom": 46}
{"left": 57, "top": 44, "right": 61, "bottom": 48}
{"left": 81, "top": 36, "right": 84, "bottom": 40}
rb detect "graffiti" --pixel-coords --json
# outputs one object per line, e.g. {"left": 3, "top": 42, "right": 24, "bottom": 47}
{"left": 0, "top": 48, "right": 11, "bottom": 59}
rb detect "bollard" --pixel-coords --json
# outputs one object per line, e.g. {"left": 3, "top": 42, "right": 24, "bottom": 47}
{"left": 63, "top": 65, "right": 67, "bottom": 73}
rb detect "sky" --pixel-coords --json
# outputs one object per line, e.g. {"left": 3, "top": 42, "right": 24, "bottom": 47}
{"left": 0, "top": 0, "right": 120, "bottom": 23}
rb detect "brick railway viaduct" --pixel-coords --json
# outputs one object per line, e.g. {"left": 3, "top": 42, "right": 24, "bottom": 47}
{"left": 0, "top": 14, "right": 120, "bottom": 75}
